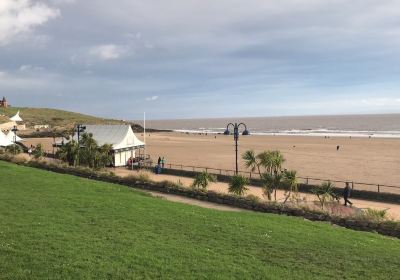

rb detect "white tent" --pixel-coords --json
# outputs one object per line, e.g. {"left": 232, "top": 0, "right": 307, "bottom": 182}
{"left": 0, "top": 131, "right": 13, "bottom": 147}
{"left": 6, "top": 131, "right": 23, "bottom": 143}
{"left": 67, "top": 125, "right": 145, "bottom": 167}
{"left": 9, "top": 111, "right": 23, "bottom": 122}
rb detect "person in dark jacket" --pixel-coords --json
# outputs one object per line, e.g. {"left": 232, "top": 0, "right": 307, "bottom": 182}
{"left": 343, "top": 182, "right": 353, "bottom": 206}
{"left": 157, "top": 156, "right": 161, "bottom": 165}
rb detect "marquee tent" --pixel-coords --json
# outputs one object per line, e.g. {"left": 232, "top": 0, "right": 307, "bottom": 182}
{"left": 9, "top": 111, "right": 23, "bottom": 122}
{"left": 67, "top": 125, "right": 145, "bottom": 167}
{"left": 6, "top": 131, "right": 23, "bottom": 143}
{"left": 0, "top": 131, "right": 13, "bottom": 147}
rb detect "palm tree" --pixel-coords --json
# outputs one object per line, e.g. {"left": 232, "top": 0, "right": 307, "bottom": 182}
{"left": 80, "top": 133, "right": 98, "bottom": 168}
{"left": 282, "top": 170, "right": 298, "bottom": 204}
{"left": 312, "top": 181, "right": 338, "bottom": 210}
{"left": 261, "top": 172, "right": 284, "bottom": 201}
{"left": 257, "top": 151, "right": 273, "bottom": 174}
{"left": 242, "top": 150, "right": 261, "bottom": 175}
{"left": 192, "top": 171, "right": 217, "bottom": 190}
{"left": 228, "top": 175, "right": 249, "bottom": 196}
{"left": 270, "top": 150, "right": 285, "bottom": 174}
{"left": 56, "top": 140, "right": 79, "bottom": 166}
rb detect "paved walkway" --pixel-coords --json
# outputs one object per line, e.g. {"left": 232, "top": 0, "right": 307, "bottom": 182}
{"left": 113, "top": 168, "right": 400, "bottom": 219}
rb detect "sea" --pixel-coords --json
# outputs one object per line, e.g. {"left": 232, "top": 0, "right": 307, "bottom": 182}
{"left": 140, "top": 114, "right": 400, "bottom": 138}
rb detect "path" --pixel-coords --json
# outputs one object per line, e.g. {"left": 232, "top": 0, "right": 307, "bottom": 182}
{"left": 113, "top": 168, "right": 400, "bottom": 220}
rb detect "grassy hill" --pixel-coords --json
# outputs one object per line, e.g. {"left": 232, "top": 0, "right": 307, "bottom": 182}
{"left": 0, "top": 107, "right": 127, "bottom": 129}
{"left": 1, "top": 161, "right": 399, "bottom": 279}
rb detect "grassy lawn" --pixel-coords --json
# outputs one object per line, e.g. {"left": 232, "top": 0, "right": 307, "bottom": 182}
{"left": 0, "top": 161, "right": 399, "bottom": 279}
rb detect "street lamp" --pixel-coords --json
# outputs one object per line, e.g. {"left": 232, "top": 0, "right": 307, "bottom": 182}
{"left": 75, "top": 124, "right": 86, "bottom": 165}
{"left": 75, "top": 124, "right": 86, "bottom": 143}
{"left": 11, "top": 125, "right": 18, "bottom": 155}
{"left": 224, "top": 123, "right": 250, "bottom": 174}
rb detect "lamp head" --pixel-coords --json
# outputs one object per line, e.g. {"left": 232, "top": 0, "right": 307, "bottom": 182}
{"left": 242, "top": 129, "right": 250, "bottom": 136}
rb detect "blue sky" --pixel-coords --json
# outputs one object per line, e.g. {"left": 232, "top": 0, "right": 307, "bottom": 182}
{"left": 1, "top": 0, "right": 400, "bottom": 119}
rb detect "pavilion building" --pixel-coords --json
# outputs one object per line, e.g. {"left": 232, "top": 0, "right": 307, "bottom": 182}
{"left": 70, "top": 125, "right": 146, "bottom": 167}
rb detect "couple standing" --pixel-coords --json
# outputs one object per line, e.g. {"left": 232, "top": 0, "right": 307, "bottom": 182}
{"left": 157, "top": 156, "right": 166, "bottom": 168}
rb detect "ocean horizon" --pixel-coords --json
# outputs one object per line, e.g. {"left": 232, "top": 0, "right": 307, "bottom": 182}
{"left": 137, "top": 113, "right": 400, "bottom": 138}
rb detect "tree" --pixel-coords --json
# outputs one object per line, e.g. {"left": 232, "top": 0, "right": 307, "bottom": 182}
{"left": 242, "top": 150, "right": 285, "bottom": 177}
{"left": 56, "top": 134, "right": 112, "bottom": 169}
{"left": 243, "top": 149, "right": 287, "bottom": 200}
{"left": 192, "top": 171, "right": 217, "bottom": 190}
{"left": 261, "top": 172, "right": 284, "bottom": 201}
{"left": 312, "top": 181, "right": 339, "bottom": 210}
{"left": 282, "top": 170, "right": 298, "bottom": 204}
{"left": 228, "top": 175, "right": 249, "bottom": 196}
{"left": 56, "top": 140, "right": 79, "bottom": 166}
{"left": 242, "top": 150, "right": 261, "bottom": 174}
{"left": 32, "top": 143, "right": 44, "bottom": 159}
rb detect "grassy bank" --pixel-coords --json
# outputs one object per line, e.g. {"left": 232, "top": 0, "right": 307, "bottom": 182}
{"left": 0, "top": 107, "right": 126, "bottom": 129}
{"left": 0, "top": 161, "right": 399, "bottom": 279}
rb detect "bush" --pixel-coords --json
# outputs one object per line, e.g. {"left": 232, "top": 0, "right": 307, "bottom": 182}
{"left": 360, "top": 208, "right": 388, "bottom": 222}
{"left": 246, "top": 194, "right": 261, "bottom": 203}
{"left": 228, "top": 175, "right": 249, "bottom": 196}
{"left": 192, "top": 171, "right": 216, "bottom": 190}
{"left": 32, "top": 144, "right": 44, "bottom": 159}
{"left": 5, "top": 144, "right": 23, "bottom": 155}
{"left": 10, "top": 155, "right": 27, "bottom": 164}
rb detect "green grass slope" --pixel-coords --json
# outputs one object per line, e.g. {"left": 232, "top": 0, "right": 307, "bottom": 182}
{"left": 0, "top": 107, "right": 126, "bottom": 130}
{"left": 0, "top": 161, "right": 399, "bottom": 279}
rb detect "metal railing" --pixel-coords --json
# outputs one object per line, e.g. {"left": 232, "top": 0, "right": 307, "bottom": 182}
{"left": 159, "top": 163, "right": 400, "bottom": 194}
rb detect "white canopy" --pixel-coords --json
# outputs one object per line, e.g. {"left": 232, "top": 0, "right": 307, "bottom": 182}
{"left": 6, "top": 131, "right": 23, "bottom": 143}
{"left": 72, "top": 125, "right": 145, "bottom": 150}
{"left": 0, "top": 131, "right": 13, "bottom": 147}
{"left": 9, "top": 111, "right": 23, "bottom": 122}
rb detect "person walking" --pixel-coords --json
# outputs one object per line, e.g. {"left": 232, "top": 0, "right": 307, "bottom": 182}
{"left": 343, "top": 182, "right": 353, "bottom": 206}
{"left": 157, "top": 156, "right": 161, "bottom": 166}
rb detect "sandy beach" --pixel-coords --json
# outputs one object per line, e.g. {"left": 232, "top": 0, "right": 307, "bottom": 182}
{"left": 143, "top": 132, "right": 400, "bottom": 192}
{"left": 24, "top": 132, "right": 400, "bottom": 192}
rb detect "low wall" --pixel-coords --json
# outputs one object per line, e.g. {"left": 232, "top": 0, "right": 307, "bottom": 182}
{"left": 2, "top": 158, "right": 399, "bottom": 239}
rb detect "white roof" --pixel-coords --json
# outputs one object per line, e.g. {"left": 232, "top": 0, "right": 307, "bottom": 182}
{"left": 73, "top": 125, "right": 145, "bottom": 150}
{"left": 9, "top": 111, "right": 23, "bottom": 122}
{"left": 0, "top": 130, "right": 13, "bottom": 146}
{"left": 6, "top": 131, "right": 23, "bottom": 142}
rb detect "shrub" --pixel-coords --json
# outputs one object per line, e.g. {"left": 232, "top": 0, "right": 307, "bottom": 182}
{"left": 312, "top": 181, "right": 339, "bottom": 210}
{"left": 32, "top": 143, "right": 44, "bottom": 159}
{"left": 137, "top": 171, "right": 151, "bottom": 182}
{"left": 228, "top": 175, "right": 249, "bottom": 196}
{"left": 6, "top": 144, "right": 23, "bottom": 155}
{"left": 10, "top": 155, "right": 27, "bottom": 164}
{"left": 192, "top": 171, "right": 216, "bottom": 190}
{"left": 246, "top": 194, "right": 261, "bottom": 203}
{"left": 361, "top": 208, "right": 388, "bottom": 222}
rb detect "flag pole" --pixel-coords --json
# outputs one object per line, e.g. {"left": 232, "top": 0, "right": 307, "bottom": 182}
{"left": 144, "top": 112, "right": 146, "bottom": 160}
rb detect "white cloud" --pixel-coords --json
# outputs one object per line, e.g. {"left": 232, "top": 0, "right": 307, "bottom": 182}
{"left": 0, "top": 0, "right": 60, "bottom": 46}
{"left": 146, "top": 95, "right": 159, "bottom": 101}
{"left": 89, "top": 44, "right": 127, "bottom": 61}
{"left": 19, "top": 64, "right": 44, "bottom": 72}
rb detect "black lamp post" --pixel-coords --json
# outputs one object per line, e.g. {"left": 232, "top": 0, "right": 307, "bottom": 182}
{"left": 224, "top": 123, "right": 250, "bottom": 174}
{"left": 75, "top": 124, "right": 86, "bottom": 165}
{"left": 76, "top": 124, "right": 86, "bottom": 143}
{"left": 11, "top": 125, "right": 18, "bottom": 155}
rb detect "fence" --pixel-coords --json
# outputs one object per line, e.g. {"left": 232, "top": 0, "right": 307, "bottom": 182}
{"left": 159, "top": 163, "right": 400, "bottom": 195}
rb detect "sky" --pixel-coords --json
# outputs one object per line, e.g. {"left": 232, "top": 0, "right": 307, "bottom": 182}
{"left": 1, "top": 0, "right": 400, "bottom": 120}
